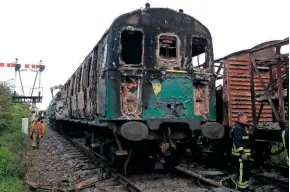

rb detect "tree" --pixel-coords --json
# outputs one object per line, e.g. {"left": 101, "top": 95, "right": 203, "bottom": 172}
{"left": 0, "top": 81, "right": 29, "bottom": 133}
{"left": 0, "top": 82, "right": 13, "bottom": 132}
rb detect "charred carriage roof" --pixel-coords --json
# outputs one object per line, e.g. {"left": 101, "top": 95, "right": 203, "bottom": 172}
{"left": 63, "top": 7, "right": 213, "bottom": 84}
{"left": 110, "top": 8, "right": 211, "bottom": 37}
{"left": 106, "top": 8, "right": 213, "bottom": 69}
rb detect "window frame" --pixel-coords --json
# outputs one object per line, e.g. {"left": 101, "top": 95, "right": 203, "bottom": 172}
{"left": 157, "top": 33, "right": 180, "bottom": 61}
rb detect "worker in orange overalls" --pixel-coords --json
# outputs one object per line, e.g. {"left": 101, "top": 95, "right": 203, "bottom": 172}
{"left": 30, "top": 117, "right": 45, "bottom": 149}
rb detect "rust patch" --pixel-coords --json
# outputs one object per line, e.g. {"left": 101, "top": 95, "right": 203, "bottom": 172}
{"left": 120, "top": 77, "right": 141, "bottom": 118}
{"left": 194, "top": 85, "right": 209, "bottom": 116}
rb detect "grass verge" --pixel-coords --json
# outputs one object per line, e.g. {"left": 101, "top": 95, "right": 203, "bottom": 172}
{"left": 0, "top": 123, "right": 29, "bottom": 192}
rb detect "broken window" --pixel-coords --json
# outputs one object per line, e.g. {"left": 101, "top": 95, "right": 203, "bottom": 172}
{"left": 281, "top": 44, "right": 289, "bottom": 55}
{"left": 121, "top": 30, "right": 143, "bottom": 64}
{"left": 192, "top": 38, "right": 207, "bottom": 68}
{"left": 159, "top": 35, "right": 178, "bottom": 59}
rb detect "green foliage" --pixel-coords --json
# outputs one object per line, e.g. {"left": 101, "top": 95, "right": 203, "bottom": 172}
{"left": 0, "top": 124, "right": 28, "bottom": 179}
{"left": 0, "top": 124, "right": 28, "bottom": 191}
{"left": 0, "top": 81, "right": 30, "bottom": 133}
{"left": 270, "top": 143, "right": 288, "bottom": 165}
{"left": 0, "top": 178, "right": 27, "bottom": 192}
{"left": 0, "top": 82, "right": 13, "bottom": 132}
{"left": 0, "top": 147, "right": 15, "bottom": 180}
{"left": 0, "top": 81, "right": 30, "bottom": 191}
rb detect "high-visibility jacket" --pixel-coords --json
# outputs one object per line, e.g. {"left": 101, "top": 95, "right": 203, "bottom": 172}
{"left": 282, "top": 127, "right": 289, "bottom": 165}
{"left": 30, "top": 121, "right": 45, "bottom": 137}
{"left": 231, "top": 122, "right": 251, "bottom": 157}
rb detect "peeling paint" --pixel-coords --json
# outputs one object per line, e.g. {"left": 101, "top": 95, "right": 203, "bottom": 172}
{"left": 120, "top": 77, "right": 141, "bottom": 118}
{"left": 194, "top": 86, "right": 209, "bottom": 116}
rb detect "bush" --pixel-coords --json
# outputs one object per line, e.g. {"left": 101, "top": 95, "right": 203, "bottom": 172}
{"left": 0, "top": 124, "right": 28, "bottom": 179}
{"left": 0, "top": 81, "right": 30, "bottom": 191}
{"left": 0, "top": 81, "right": 30, "bottom": 134}
{"left": 0, "top": 124, "right": 28, "bottom": 191}
{"left": 0, "top": 82, "right": 13, "bottom": 133}
{"left": 0, "top": 147, "right": 16, "bottom": 180}
{"left": 270, "top": 143, "right": 288, "bottom": 165}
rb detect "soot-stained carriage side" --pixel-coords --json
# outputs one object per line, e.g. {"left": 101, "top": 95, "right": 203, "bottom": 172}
{"left": 48, "top": 5, "right": 224, "bottom": 173}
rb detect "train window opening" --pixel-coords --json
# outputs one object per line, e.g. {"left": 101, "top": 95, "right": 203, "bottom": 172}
{"left": 192, "top": 38, "right": 207, "bottom": 68}
{"left": 121, "top": 30, "right": 143, "bottom": 64}
{"left": 280, "top": 44, "right": 289, "bottom": 55}
{"left": 159, "top": 35, "right": 177, "bottom": 59}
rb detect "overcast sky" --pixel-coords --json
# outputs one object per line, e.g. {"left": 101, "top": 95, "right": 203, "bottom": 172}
{"left": 0, "top": 0, "right": 289, "bottom": 110}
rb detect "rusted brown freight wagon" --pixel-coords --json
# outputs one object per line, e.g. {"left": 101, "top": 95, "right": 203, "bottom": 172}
{"left": 215, "top": 38, "right": 289, "bottom": 164}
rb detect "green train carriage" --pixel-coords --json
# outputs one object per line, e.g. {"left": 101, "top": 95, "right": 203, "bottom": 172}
{"left": 48, "top": 4, "right": 224, "bottom": 172}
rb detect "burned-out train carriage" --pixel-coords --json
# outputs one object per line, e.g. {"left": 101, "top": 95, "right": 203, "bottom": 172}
{"left": 48, "top": 4, "right": 223, "bottom": 172}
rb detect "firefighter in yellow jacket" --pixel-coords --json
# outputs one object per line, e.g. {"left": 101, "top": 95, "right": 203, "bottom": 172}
{"left": 231, "top": 112, "right": 252, "bottom": 191}
{"left": 30, "top": 117, "right": 45, "bottom": 149}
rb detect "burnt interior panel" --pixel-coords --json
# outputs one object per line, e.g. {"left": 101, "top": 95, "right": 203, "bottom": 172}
{"left": 193, "top": 85, "right": 209, "bottom": 116}
{"left": 120, "top": 76, "right": 141, "bottom": 117}
{"left": 121, "top": 30, "right": 143, "bottom": 64}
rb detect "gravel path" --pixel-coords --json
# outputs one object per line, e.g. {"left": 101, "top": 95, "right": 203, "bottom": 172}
{"left": 24, "top": 127, "right": 100, "bottom": 191}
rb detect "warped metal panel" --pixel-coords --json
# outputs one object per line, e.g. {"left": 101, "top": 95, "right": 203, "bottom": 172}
{"left": 224, "top": 54, "right": 272, "bottom": 126}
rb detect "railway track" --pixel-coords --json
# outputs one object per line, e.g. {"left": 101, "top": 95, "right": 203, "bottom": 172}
{"left": 49, "top": 128, "right": 142, "bottom": 192}
{"left": 187, "top": 159, "right": 289, "bottom": 192}
{"left": 49, "top": 124, "right": 288, "bottom": 192}
{"left": 49, "top": 125, "right": 238, "bottom": 192}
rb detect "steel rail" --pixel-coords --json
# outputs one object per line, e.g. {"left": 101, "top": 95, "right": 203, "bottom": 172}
{"left": 49, "top": 126, "right": 142, "bottom": 192}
